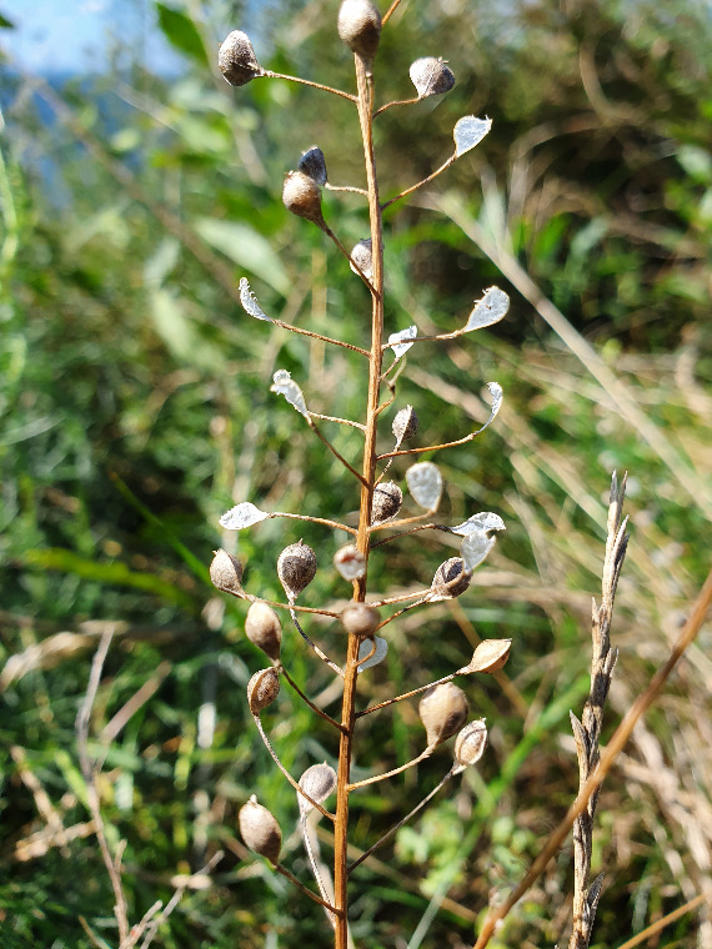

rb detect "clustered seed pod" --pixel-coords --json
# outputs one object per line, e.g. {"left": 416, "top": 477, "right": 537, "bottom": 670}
{"left": 371, "top": 481, "right": 402, "bottom": 524}
{"left": 333, "top": 544, "right": 366, "bottom": 581}
{"left": 247, "top": 667, "right": 280, "bottom": 714}
{"left": 409, "top": 57, "right": 455, "bottom": 98}
{"left": 337, "top": 0, "right": 381, "bottom": 60}
{"left": 282, "top": 170, "right": 325, "bottom": 226}
{"left": 431, "top": 557, "right": 471, "bottom": 599}
{"left": 298, "top": 146, "right": 328, "bottom": 186}
{"left": 349, "top": 238, "right": 373, "bottom": 280}
{"left": 209, "top": 548, "right": 243, "bottom": 594}
{"left": 239, "top": 795, "right": 282, "bottom": 862}
{"left": 277, "top": 540, "right": 317, "bottom": 599}
{"left": 245, "top": 601, "right": 282, "bottom": 661}
{"left": 454, "top": 719, "right": 487, "bottom": 767}
{"left": 218, "top": 30, "right": 262, "bottom": 86}
{"left": 392, "top": 405, "right": 418, "bottom": 442}
{"left": 341, "top": 602, "right": 380, "bottom": 636}
{"left": 419, "top": 682, "right": 468, "bottom": 747}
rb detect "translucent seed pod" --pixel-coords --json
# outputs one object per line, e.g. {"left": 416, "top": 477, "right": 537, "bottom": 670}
{"left": 409, "top": 57, "right": 455, "bottom": 98}
{"left": 392, "top": 405, "right": 418, "bottom": 442}
{"left": 247, "top": 667, "right": 280, "bottom": 714}
{"left": 298, "top": 762, "right": 337, "bottom": 817}
{"left": 282, "top": 171, "right": 325, "bottom": 226}
{"left": 333, "top": 544, "right": 366, "bottom": 581}
{"left": 218, "top": 31, "right": 262, "bottom": 87}
{"left": 341, "top": 602, "right": 380, "bottom": 636}
{"left": 245, "top": 601, "right": 282, "bottom": 662}
{"left": 430, "top": 557, "right": 471, "bottom": 600}
{"left": 454, "top": 719, "right": 488, "bottom": 768}
{"left": 371, "top": 481, "right": 402, "bottom": 524}
{"left": 209, "top": 548, "right": 243, "bottom": 594}
{"left": 298, "top": 145, "right": 328, "bottom": 186}
{"left": 419, "top": 682, "right": 468, "bottom": 747}
{"left": 337, "top": 0, "right": 382, "bottom": 60}
{"left": 238, "top": 795, "right": 282, "bottom": 862}
{"left": 277, "top": 541, "right": 317, "bottom": 599}
{"left": 349, "top": 239, "right": 373, "bottom": 280}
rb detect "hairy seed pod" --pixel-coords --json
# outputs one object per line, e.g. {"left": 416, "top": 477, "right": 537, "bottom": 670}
{"left": 333, "top": 544, "right": 366, "bottom": 581}
{"left": 209, "top": 548, "right": 243, "bottom": 594}
{"left": 454, "top": 719, "right": 488, "bottom": 767}
{"left": 282, "top": 170, "right": 324, "bottom": 225}
{"left": 341, "top": 602, "right": 380, "bottom": 636}
{"left": 419, "top": 682, "right": 468, "bottom": 747}
{"left": 238, "top": 795, "right": 281, "bottom": 862}
{"left": 337, "top": 0, "right": 381, "bottom": 60}
{"left": 349, "top": 238, "right": 373, "bottom": 280}
{"left": 409, "top": 57, "right": 455, "bottom": 98}
{"left": 392, "top": 405, "right": 418, "bottom": 442}
{"left": 218, "top": 30, "right": 262, "bottom": 86}
{"left": 277, "top": 540, "right": 317, "bottom": 599}
{"left": 247, "top": 667, "right": 280, "bottom": 714}
{"left": 431, "top": 557, "right": 471, "bottom": 599}
{"left": 245, "top": 601, "right": 282, "bottom": 661}
{"left": 298, "top": 145, "right": 328, "bottom": 186}
{"left": 371, "top": 481, "right": 402, "bottom": 524}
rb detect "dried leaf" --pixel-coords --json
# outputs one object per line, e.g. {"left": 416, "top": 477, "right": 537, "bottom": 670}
{"left": 464, "top": 286, "right": 509, "bottom": 332}
{"left": 388, "top": 325, "right": 417, "bottom": 359}
{"left": 270, "top": 369, "right": 308, "bottom": 417}
{"left": 219, "top": 501, "right": 270, "bottom": 530}
{"left": 406, "top": 461, "right": 442, "bottom": 510}
{"left": 239, "top": 277, "right": 272, "bottom": 321}
{"left": 453, "top": 115, "right": 492, "bottom": 157}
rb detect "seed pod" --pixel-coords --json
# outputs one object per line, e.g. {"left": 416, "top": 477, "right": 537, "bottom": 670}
{"left": 341, "top": 602, "right": 380, "bottom": 636}
{"left": 218, "top": 30, "right": 262, "bottom": 86}
{"left": 419, "top": 682, "right": 468, "bottom": 747}
{"left": 349, "top": 239, "right": 372, "bottom": 280}
{"left": 431, "top": 557, "right": 471, "bottom": 599}
{"left": 245, "top": 601, "right": 282, "bottom": 661}
{"left": 337, "top": 0, "right": 381, "bottom": 60}
{"left": 392, "top": 405, "right": 418, "bottom": 442}
{"left": 282, "top": 170, "right": 325, "bottom": 226}
{"left": 209, "top": 548, "right": 243, "bottom": 594}
{"left": 247, "top": 667, "right": 280, "bottom": 714}
{"left": 298, "top": 145, "right": 328, "bottom": 186}
{"left": 238, "top": 795, "right": 281, "bottom": 862}
{"left": 298, "top": 762, "right": 337, "bottom": 816}
{"left": 454, "top": 719, "right": 488, "bottom": 767}
{"left": 371, "top": 481, "right": 402, "bottom": 524}
{"left": 409, "top": 57, "right": 455, "bottom": 98}
{"left": 277, "top": 540, "right": 317, "bottom": 599}
{"left": 333, "top": 544, "right": 366, "bottom": 581}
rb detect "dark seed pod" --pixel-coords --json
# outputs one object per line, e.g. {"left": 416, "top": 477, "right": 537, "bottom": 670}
{"left": 282, "top": 171, "right": 325, "bottom": 225}
{"left": 409, "top": 57, "right": 455, "bottom": 98}
{"left": 239, "top": 795, "right": 281, "bottom": 862}
{"left": 341, "top": 602, "right": 380, "bottom": 636}
{"left": 371, "top": 481, "right": 402, "bottom": 524}
{"left": 209, "top": 548, "right": 243, "bottom": 594}
{"left": 392, "top": 405, "right": 418, "bottom": 442}
{"left": 247, "top": 667, "right": 280, "bottom": 714}
{"left": 218, "top": 30, "right": 262, "bottom": 87}
{"left": 454, "top": 719, "right": 488, "bottom": 767}
{"left": 431, "top": 557, "right": 471, "bottom": 599}
{"left": 349, "top": 239, "right": 372, "bottom": 280}
{"left": 337, "top": 0, "right": 381, "bottom": 60}
{"left": 245, "top": 601, "right": 282, "bottom": 661}
{"left": 298, "top": 146, "right": 328, "bottom": 186}
{"left": 419, "top": 682, "right": 468, "bottom": 747}
{"left": 277, "top": 541, "right": 317, "bottom": 599}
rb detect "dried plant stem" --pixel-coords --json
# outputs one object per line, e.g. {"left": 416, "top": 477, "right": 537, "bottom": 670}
{"left": 357, "top": 671, "right": 461, "bottom": 718}
{"left": 309, "top": 418, "right": 368, "bottom": 486}
{"left": 614, "top": 893, "right": 707, "bottom": 949}
{"left": 262, "top": 70, "right": 356, "bottom": 102}
{"left": 267, "top": 316, "right": 370, "bottom": 356}
{"left": 381, "top": 154, "right": 455, "bottom": 211}
{"left": 280, "top": 665, "right": 344, "bottom": 731}
{"left": 347, "top": 744, "right": 433, "bottom": 790}
{"left": 373, "top": 95, "right": 420, "bottom": 117}
{"left": 289, "top": 606, "right": 344, "bottom": 677}
{"left": 273, "top": 861, "right": 340, "bottom": 914}
{"left": 300, "top": 815, "right": 338, "bottom": 928}
{"left": 275, "top": 511, "right": 358, "bottom": 536}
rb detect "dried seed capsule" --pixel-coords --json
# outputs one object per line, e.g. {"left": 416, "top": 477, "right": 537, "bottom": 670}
{"left": 419, "top": 682, "right": 468, "bottom": 747}
{"left": 218, "top": 30, "right": 262, "bottom": 87}
{"left": 349, "top": 239, "right": 372, "bottom": 280}
{"left": 277, "top": 540, "right": 317, "bottom": 599}
{"left": 454, "top": 719, "right": 488, "bottom": 767}
{"left": 298, "top": 762, "right": 337, "bottom": 816}
{"left": 298, "top": 145, "right": 328, "bottom": 186}
{"left": 282, "top": 170, "right": 325, "bottom": 226}
{"left": 392, "top": 405, "right": 418, "bottom": 442}
{"left": 245, "top": 601, "right": 282, "bottom": 661}
{"left": 371, "top": 481, "right": 402, "bottom": 524}
{"left": 333, "top": 544, "right": 366, "bottom": 581}
{"left": 337, "top": 0, "right": 381, "bottom": 60}
{"left": 247, "top": 667, "right": 280, "bottom": 714}
{"left": 409, "top": 57, "right": 455, "bottom": 98}
{"left": 209, "top": 548, "right": 243, "bottom": 594}
{"left": 341, "top": 602, "right": 380, "bottom": 636}
{"left": 431, "top": 557, "right": 471, "bottom": 599}
{"left": 238, "top": 795, "right": 281, "bottom": 862}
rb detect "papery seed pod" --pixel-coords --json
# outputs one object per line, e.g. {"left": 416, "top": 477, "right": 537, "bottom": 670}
{"left": 218, "top": 30, "right": 262, "bottom": 86}
{"left": 277, "top": 540, "right": 317, "bottom": 599}
{"left": 419, "top": 682, "right": 468, "bottom": 747}
{"left": 409, "top": 57, "right": 455, "bottom": 98}
{"left": 454, "top": 719, "right": 487, "bottom": 767}
{"left": 247, "top": 667, "right": 280, "bottom": 714}
{"left": 282, "top": 171, "right": 325, "bottom": 226}
{"left": 349, "top": 239, "right": 372, "bottom": 280}
{"left": 392, "top": 405, "right": 418, "bottom": 442}
{"left": 333, "top": 544, "right": 366, "bottom": 581}
{"left": 431, "top": 557, "right": 471, "bottom": 599}
{"left": 209, "top": 548, "right": 243, "bottom": 594}
{"left": 298, "top": 762, "right": 337, "bottom": 815}
{"left": 245, "top": 601, "right": 282, "bottom": 661}
{"left": 298, "top": 146, "right": 328, "bottom": 186}
{"left": 371, "top": 481, "right": 402, "bottom": 524}
{"left": 341, "top": 602, "right": 380, "bottom": 636}
{"left": 337, "top": 0, "right": 381, "bottom": 59}
{"left": 238, "top": 795, "right": 281, "bottom": 862}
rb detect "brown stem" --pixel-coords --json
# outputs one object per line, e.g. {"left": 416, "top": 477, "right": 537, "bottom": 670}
{"left": 262, "top": 70, "right": 356, "bottom": 102}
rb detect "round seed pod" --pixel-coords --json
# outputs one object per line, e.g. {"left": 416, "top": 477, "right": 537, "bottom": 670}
{"left": 333, "top": 544, "right": 366, "bottom": 581}
{"left": 454, "top": 719, "right": 488, "bottom": 767}
{"left": 419, "top": 682, "right": 468, "bottom": 747}
{"left": 218, "top": 30, "right": 262, "bottom": 87}
{"left": 392, "top": 405, "right": 418, "bottom": 442}
{"left": 238, "top": 795, "right": 281, "bottom": 862}
{"left": 337, "top": 0, "right": 381, "bottom": 60}
{"left": 298, "top": 762, "right": 337, "bottom": 816}
{"left": 277, "top": 540, "right": 317, "bottom": 599}
{"left": 409, "top": 57, "right": 455, "bottom": 98}
{"left": 431, "top": 557, "right": 471, "bottom": 599}
{"left": 282, "top": 170, "right": 324, "bottom": 225}
{"left": 341, "top": 602, "right": 380, "bottom": 636}
{"left": 209, "top": 548, "right": 243, "bottom": 594}
{"left": 371, "top": 481, "right": 402, "bottom": 524}
{"left": 247, "top": 667, "right": 280, "bottom": 714}
{"left": 349, "top": 239, "right": 372, "bottom": 280}
{"left": 245, "top": 601, "right": 282, "bottom": 662}
{"left": 298, "top": 145, "right": 328, "bottom": 186}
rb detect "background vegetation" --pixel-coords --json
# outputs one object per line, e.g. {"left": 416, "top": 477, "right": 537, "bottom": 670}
{"left": 1, "top": 0, "right": 710, "bottom": 946}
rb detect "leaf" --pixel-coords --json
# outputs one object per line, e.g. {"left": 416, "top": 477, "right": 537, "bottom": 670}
{"left": 453, "top": 115, "right": 492, "bottom": 157}
{"left": 358, "top": 636, "right": 388, "bottom": 670}
{"left": 219, "top": 501, "right": 270, "bottom": 530}
{"left": 406, "top": 462, "right": 443, "bottom": 511}
{"left": 239, "top": 277, "right": 272, "bottom": 321}
{"left": 193, "top": 218, "right": 289, "bottom": 295}
{"left": 450, "top": 512, "right": 506, "bottom": 536}
{"left": 460, "top": 529, "right": 496, "bottom": 572}
{"left": 465, "top": 286, "right": 510, "bottom": 331}
{"left": 270, "top": 369, "right": 308, "bottom": 417}
{"left": 155, "top": 3, "right": 208, "bottom": 66}
{"left": 388, "top": 325, "right": 417, "bottom": 359}
{"left": 0, "top": 13, "right": 15, "bottom": 28}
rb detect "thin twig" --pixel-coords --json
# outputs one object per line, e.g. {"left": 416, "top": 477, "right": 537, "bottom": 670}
{"left": 381, "top": 155, "right": 455, "bottom": 212}
{"left": 281, "top": 665, "right": 344, "bottom": 731}
{"left": 289, "top": 607, "right": 344, "bottom": 677}
{"left": 347, "top": 745, "right": 434, "bottom": 791}
{"left": 309, "top": 419, "right": 369, "bottom": 487}
{"left": 273, "top": 861, "right": 341, "bottom": 914}
{"left": 262, "top": 70, "right": 356, "bottom": 102}
{"left": 614, "top": 893, "right": 708, "bottom": 949}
